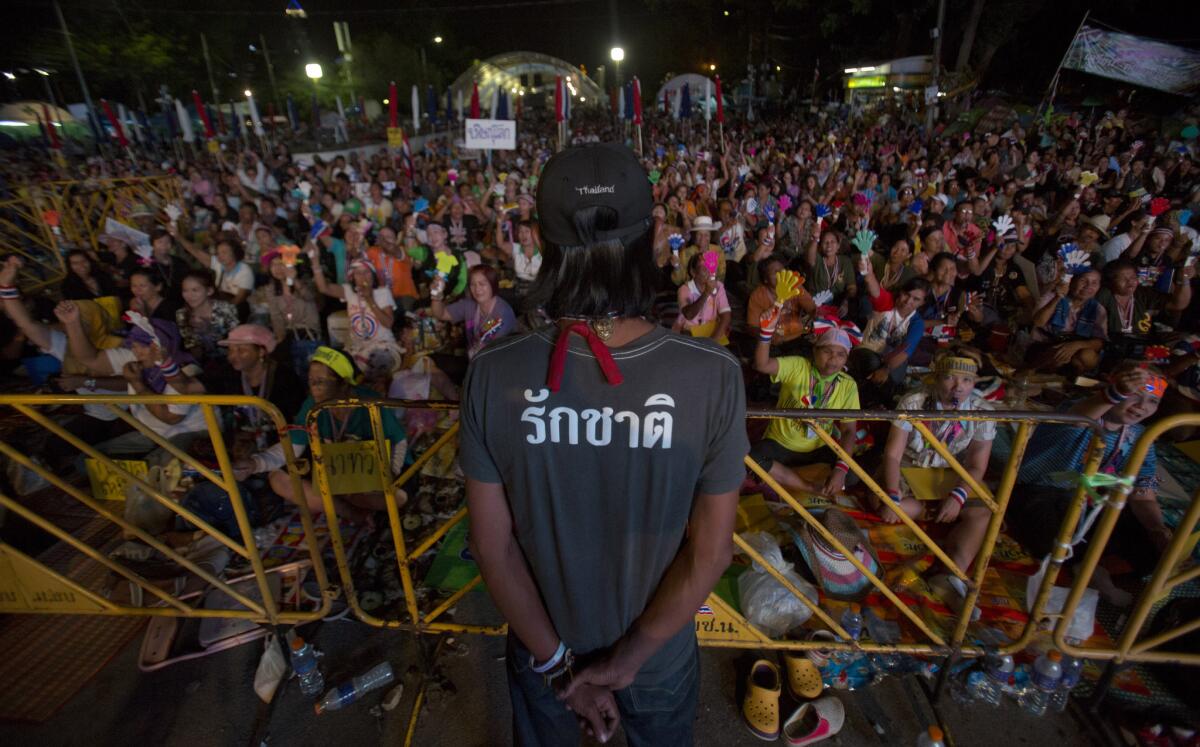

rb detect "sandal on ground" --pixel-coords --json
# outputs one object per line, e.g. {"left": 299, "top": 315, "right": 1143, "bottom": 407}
{"left": 783, "top": 696, "right": 846, "bottom": 745}
{"left": 784, "top": 652, "right": 824, "bottom": 700}
{"left": 742, "top": 658, "right": 782, "bottom": 741}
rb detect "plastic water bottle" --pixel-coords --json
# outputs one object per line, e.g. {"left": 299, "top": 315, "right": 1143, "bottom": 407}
{"left": 289, "top": 637, "right": 324, "bottom": 698}
{"left": 840, "top": 603, "right": 863, "bottom": 642}
{"left": 314, "top": 662, "right": 395, "bottom": 714}
{"left": 1050, "top": 654, "right": 1083, "bottom": 713}
{"left": 916, "top": 725, "right": 946, "bottom": 747}
{"left": 969, "top": 654, "right": 1015, "bottom": 707}
{"left": 1020, "top": 650, "right": 1063, "bottom": 716}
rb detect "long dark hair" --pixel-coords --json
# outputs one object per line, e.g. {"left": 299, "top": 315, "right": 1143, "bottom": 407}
{"left": 526, "top": 205, "right": 658, "bottom": 320}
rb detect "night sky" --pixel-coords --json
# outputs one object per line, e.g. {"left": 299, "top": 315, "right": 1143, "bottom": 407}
{"left": 1, "top": 0, "right": 1198, "bottom": 107}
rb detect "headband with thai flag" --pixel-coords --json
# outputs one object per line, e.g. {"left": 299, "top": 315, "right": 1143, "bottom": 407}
{"left": 812, "top": 313, "right": 862, "bottom": 347}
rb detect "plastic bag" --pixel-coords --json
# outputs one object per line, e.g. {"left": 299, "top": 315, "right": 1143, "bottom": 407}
{"left": 253, "top": 634, "right": 288, "bottom": 703}
{"left": 1026, "top": 555, "right": 1099, "bottom": 642}
{"left": 737, "top": 531, "right": 819, "bottom": 638}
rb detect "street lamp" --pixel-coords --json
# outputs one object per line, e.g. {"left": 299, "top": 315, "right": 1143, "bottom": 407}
{"left": 305, "top": 63, "right": 323, "bottom": 81}
{"left": 433, "top": 36, "right": 443, "bottom": 44}
{"left": 305, "top": 63, "right": 323, "bottom": 144}
{"left": 709, "top": 64, "right": 716, "bottom": 72}
{"left": 243, "top": 89, "right": 253, "bottom": 98}
{"left": 610, "top": 46, "right": 624, "bottom": 89}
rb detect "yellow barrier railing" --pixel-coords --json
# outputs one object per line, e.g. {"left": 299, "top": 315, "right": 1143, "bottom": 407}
{"left": 1055, "top": 413, "right": 1200, "bottom": 666}
{"left": 0, "top": 394, "right": 331, "bottom": 624}
{"left": 305, "top": 397, "right": 505, "bottom": 636}
{"left": 0, "top": 190, "right": 65, "bottom": 293}
{"left": 307, "top": 398, "right": 1112, "bottom": 663}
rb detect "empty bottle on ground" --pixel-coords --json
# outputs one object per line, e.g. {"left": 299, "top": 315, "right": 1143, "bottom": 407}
{"left": 314, "top": 662, "right": 395, "bottom": 714}
{"left": 289, "top": 636, "right": 324, "bottom": 697}
{"left": 1050, "top": 654, "right": 1083, "bottom": 713}
{"left": 1020, "top": 650, "right": 1063, "bottom": 716}
{"left": 969, "top": 653, "right": 1015, "bottom": 707}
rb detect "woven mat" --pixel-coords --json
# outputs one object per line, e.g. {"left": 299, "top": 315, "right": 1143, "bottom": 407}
{"left": 0, "top": 517, "right": 146, "bottom": 723}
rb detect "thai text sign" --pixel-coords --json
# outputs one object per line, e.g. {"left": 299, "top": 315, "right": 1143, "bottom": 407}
{"left": 465, "top": 119, "right": 516, "bottom": 150}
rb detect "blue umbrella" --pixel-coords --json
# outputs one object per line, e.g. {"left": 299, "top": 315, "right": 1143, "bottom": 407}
{"left": 426, "top": 85, "right": 438, "bottom": 126}
{"left": 679, "top": 83, "right": 691, "bottom": 119}
{"left": 496, "top": 90, "right": 509, "bottom": 120}
{"left": 286, "top": 94, "right": 299, "bottom": 131}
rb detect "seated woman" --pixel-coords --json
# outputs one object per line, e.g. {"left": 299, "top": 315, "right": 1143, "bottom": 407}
{"left": 1028, "top": 268, "right": 1107, "bottom": 374}
{"left": 1095, "top": 258, "right": 1193, "bottom": 352}
{"left": 673, "top": 252, "right": 732, "bottom": 346}
{"left": 176, "top": 270, "right": 239, "bottom": 372}
{"left": 874, "top": 346, "right": 995, "bottom": 611}
{"left": 311, "top": 245, "right": 400, "bottom": 387}
{"left": 966, "top": 228, "right": 1038, "bottom": 332}
{"left": 429, "top": 264, "right": 517, "bottom": 359}
{"left": 171, "top": 224, "right": 255, "bottom": 312}
{"left": 494, "top": 219, "right": 542, "bottom": 298}
{"left": 92, "top": 312, "right": 207, "bottom": 453}
{"left": 264, "top": 346, "right": 408, "bottom": 522}
{"left": 869, "top": 233, "right": 918, "bottom": 293}
{"left": 61, "top": 250, "right": 120, "bottom": 305}
{"left": 802, "top": 229, "right": 857, "bottom": 318}
{"left": 746, "top": 255, "right": 816, "bottom": 350}
{"left": 262, "top": 251, "right": 323, "bottom": 379}
{"left": 128, "top": 268, "right": 178, "bottom": 324}
{"left": 1011, "top": 363, "right": 1170, "bottom": 606}
{"left": 751, "top": 319, "right": 859, "bottom": 496}
{"left": 858, "top": 270, "right": 931, "bottom": 386}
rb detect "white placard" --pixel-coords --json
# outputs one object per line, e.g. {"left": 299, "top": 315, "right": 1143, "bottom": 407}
{"left": 465, "top": 119, "right": 516, "bottom": 150}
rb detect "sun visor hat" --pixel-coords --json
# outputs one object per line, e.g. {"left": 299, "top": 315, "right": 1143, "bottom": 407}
{"left": 536, "top": 142, "right": 653, "bottom": 247}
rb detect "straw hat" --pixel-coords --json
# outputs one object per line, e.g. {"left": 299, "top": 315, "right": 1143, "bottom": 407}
{"left": 1078, "top": 214, "right": 1111, "bottom": 240}
{"left": 789, "top": 509, "right": 880, "bottom": 601}
{"left": 691, "top": 215, "right": 722, "bottom": 232}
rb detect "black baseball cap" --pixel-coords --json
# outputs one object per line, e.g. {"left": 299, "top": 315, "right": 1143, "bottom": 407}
{"left": 536, "top": 143, "right": 652, "bottom": 247}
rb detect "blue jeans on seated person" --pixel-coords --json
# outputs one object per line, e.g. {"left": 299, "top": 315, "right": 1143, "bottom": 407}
{"left": 176, "top": 479, "right": 260, "bottom": 542}
{"left": 506, "top": 634, "right": 699, "bottom": 747}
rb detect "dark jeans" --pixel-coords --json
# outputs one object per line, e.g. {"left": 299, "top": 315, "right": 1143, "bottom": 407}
{"left": 507, "top": 635, "right": 700, "bottom": 747}
{"left": 749, "top": 437, "right": 835, "bottom": 473}
{"left": 175, "top": 479, "right": 262, "bottom": 542}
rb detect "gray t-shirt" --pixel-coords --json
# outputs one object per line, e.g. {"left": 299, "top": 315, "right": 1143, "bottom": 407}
{"left": 460, "top": 325, "right": 748, "bottom": 683}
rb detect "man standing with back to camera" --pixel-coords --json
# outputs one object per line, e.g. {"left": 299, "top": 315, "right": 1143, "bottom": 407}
{"left": 460, "top": 143, "right": 748, "bottom": 745}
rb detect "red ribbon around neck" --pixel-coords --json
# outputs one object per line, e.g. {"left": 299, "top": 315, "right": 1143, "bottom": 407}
{"left": 546, "top": 322, "right": 624, "bottom": 392}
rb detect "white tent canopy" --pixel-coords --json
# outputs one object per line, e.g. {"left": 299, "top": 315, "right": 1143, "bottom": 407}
{"left": 655, "top": 74, "right": 717, "bottom": 115}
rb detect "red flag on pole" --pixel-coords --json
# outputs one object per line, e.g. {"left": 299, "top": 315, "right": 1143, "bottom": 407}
{"left": 100, "top": 99, "right": 128, "bottom": 148}
{"left": 388, "top": 81, "right": 398, "bottom": 128}
{"left": 469, "top": 83, "right": 481, "bottom": 119}
{"left": 715, "top": 76, "right": 724, "bottom": 124}
{"left": 554, "top": 76, "right": 563, "bottom": 123}
{"left": 192, "top": 90, "right": 215, "bottom": 139}
{"left": 42, "top": 103, "right": 61, "bottom": 149}
{"left": 633, "top": 77, "right": 643, "bottom": 125}
{"left": 610, "top": 88, "right": 618, "bottom": 115}
{"left": 400, "top": 128, "right": 413, "bottom": 180}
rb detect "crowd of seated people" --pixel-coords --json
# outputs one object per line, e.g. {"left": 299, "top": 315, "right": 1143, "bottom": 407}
{"left": 0, "top": 100, "right": 1196, "bottom": 609}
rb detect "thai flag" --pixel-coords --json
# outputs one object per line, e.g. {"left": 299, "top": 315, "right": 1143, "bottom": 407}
{"left": 697, "top": 605, "right": 714, "bottom": 615}
{"left": 632, "top": 77, "right": 643, "bottom": 125}
{"left": 554, "top": 75, "right": 564, "bottom": 123}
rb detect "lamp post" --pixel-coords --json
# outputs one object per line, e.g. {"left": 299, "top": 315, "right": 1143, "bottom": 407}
{"left": 306, "top": 63, "right": 322, "bottom": 145}
{"left": 610, "top": 46, "right": 625, "bottom": 90}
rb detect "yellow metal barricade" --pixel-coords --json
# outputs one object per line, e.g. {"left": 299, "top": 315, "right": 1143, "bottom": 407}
{"left": 0, "top": 190, "right": 66, "bottom": 294}
{"left": 1055, "top": 413, "right": 1200, "bottom": 666}
{"left": 0, "top": 394, "right": 330, "bottom": 624}
{"left": 0, "top": 176, "right": 184, "bottom": 295}
{"left": 312, "top": 398, "right": 1118, "bottom": 664}
{"left": 306, "top": 397, "right": 504, "bottom": 636}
